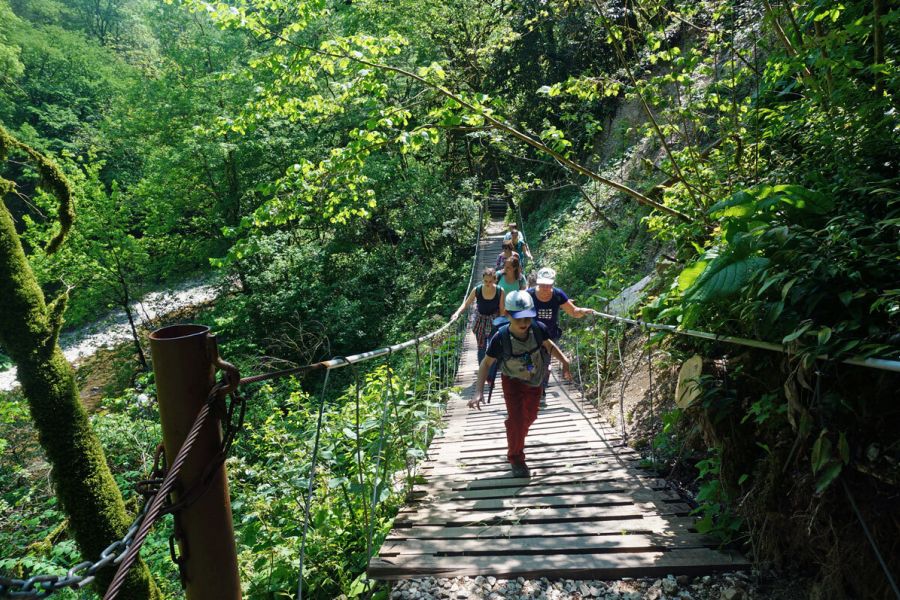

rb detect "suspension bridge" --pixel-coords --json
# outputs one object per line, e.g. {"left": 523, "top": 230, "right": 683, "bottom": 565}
{"left": 367, "top": 217, "right": 749, "bottom": 580}
{"left": 6, "top": 197, "right": 900, "bottom": 599}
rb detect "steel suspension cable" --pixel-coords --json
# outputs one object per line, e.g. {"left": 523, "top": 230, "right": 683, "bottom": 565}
{"left": 364, "top": 350, "right": 394, "bottom": 575}
{"left": 412, "top": 338, "right": 425, "bottom": 476}
{"left": 351, "top": 364, "right": 370, "bottom": 553}
{"left": 424, "top": 338, "right": 435, "bottom": 461}
{"left": 615, "top": 325, "right": 627, "bottom": 442}
{"left": 593, "top": 329, "right": 602, "bottom": 411}
{"left": 297, "top": 367, "right": 332, "bottom": 600}
{"left": 588, "top": 312, "right": 900, "bottom": 374}
{"left": 103, "top": 383, "right": 224, "bottom": 600}
{"left": 646, "top": 329, "right": 656, "bottom": 465}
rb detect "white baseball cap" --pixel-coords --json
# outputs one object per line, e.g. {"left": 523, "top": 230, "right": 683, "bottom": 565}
{"left": 504, "top": 290, "right": 537, "bottom": 318}
{"left": 536, "top": 267, "right": 556, "bottom": 286}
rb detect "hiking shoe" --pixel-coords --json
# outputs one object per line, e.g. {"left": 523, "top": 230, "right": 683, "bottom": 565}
{"left": 511, "top": 462, "right": 530, "bottom": 478}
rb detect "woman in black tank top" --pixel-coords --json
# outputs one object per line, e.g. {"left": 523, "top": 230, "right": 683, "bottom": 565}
{"left": 453, "top": 267, "right": 506, "bottom": 362}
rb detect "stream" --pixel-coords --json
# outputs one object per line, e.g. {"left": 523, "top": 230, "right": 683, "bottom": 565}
{"left": 0, "top": 276, "right": 227, "bottom": 392}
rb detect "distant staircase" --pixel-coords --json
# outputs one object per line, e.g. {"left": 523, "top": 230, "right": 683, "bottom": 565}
{"left": 486, "top": 182, "right": 508, "bottom": 220}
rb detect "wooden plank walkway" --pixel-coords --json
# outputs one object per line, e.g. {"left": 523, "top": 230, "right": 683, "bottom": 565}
{"left": 368, "top": 219, "right": 749, "bottom": 581}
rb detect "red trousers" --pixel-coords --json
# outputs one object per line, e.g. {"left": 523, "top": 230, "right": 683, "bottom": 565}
{"left": 500, "top": 374, "right": 542, "bottom": 464}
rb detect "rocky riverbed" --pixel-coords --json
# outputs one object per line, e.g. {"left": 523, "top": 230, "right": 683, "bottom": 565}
{"left": 0, "top": 275, "right": 227, "bottom": 392}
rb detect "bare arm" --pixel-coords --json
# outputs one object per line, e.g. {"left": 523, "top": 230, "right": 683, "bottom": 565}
{"left": 469, "top": 355, "right": 497, "bottom": 410}
{"left": 452, "top": 288, "right": 477, "bottom": 320}
{"left": 498, "top": 289, "right": 507, "bottom": 316}
{"left": 561, "top": 300, "right": 598, "bottom": 318}
{"left": 543, "top": 339, "right": 573, "bottom": 380}
{"left": 523, "top": 242, "right": 534, "bottom": 260}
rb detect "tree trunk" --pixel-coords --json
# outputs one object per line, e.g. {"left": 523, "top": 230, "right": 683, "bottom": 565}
{"left": 0, "top": 133, "right": 160, "bottom": 600}
{"left": 112, "top": 248, "right": 148, "bottom": 370}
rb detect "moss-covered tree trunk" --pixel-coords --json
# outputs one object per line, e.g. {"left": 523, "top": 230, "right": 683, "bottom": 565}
{"left": 0, "top": 126, "right": 160, "bottom": 599}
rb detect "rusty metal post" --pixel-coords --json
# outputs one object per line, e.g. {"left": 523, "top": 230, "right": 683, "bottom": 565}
{"left": 149, "top": 324, "right": 241, "bottom": 600}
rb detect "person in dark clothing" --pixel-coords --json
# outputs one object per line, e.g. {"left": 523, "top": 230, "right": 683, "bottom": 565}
{"left": 527, "top": 267, "right": 598, "bottom": 400}
{"left": 454, "top": 268, "right": 506, "bottom": 365}
{"left": 469, "top": 291, "right": 571, "bottom": 478}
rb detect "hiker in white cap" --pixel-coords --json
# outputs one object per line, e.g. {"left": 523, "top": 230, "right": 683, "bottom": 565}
{"left": 528, "top": 267, "right": 598, "bottom": 401}
{"left": 469, "top": 290, "right": 571, "bottom": 478}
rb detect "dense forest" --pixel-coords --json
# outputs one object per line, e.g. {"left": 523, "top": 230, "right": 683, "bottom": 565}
{"left": 1, "top": 0, "right": 898, "bottom": 598}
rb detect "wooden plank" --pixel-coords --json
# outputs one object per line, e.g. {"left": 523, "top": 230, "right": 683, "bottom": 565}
{"left": 422, "top": 456, "right": 640, "bottom": 477}
{"left": 430, "top": 436, "right": 600, "bottom": 452}
{"left": 386, "top": 517, "right": 700, "bottom": 540}
{"left": 368, "top": 548, "right": 750, "bottom": 579}
{"left": 432, "top": 446, "right": 640, "bottom": 465}
{"left": 416, "top": 464, "right": 654, "bottom": 486}
{"left": 401, "top": 490, "right": 682, "bottom": 512}
{"left": 413, "top": 479, "right": 669, "bottom": 499}
{"left": 439, "top": 439, "right": 619, "bottom": 456}
{"left": 401, "top": 496, "right": 687, "bottom": 518}
{"left": 395, "top": 503, "right": 693, "bottom": 526}
{"left": 427, "top": 447, "right": 639, "bottom": 465}
{"left": 378, "top": 533, "right": 717, "bottom": 556}
{"left": 419, "top": 460, "right": 652, "bottom": 480}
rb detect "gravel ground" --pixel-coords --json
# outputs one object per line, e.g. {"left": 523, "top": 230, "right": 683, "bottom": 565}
{"left": 388, "top": 572, "right": 758, "bottom": 600}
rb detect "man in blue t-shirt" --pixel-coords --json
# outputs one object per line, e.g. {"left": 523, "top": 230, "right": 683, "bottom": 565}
{"left": 527, "top": 267, "right": 598, "bottom": 399}
{"left": 469, "top": 291, "right": 571, "bottom": 478}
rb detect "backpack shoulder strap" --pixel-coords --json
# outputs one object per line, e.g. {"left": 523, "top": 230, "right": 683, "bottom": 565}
{"left": 499, "top": 325, "right": 512, "bottom": 361}
{"left": 530, "top": 323, "right": 547, "bottom": 350}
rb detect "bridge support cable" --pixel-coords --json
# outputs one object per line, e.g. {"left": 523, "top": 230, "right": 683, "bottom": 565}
{"left": 296, "top": 368, "right": 332, "bottom": 600}
{"left": 553, "top": 299, "right": 899, "bottom": 597}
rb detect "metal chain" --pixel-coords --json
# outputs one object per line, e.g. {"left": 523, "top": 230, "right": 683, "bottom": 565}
{"left": 1, "top": 501, "right": 151, "bottom": 599}
{"left": 1, "top": 375, "right": 243, "bottom": 600}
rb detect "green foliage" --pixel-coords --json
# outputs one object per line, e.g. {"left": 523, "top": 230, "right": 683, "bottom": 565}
{"left": 229, "top": 357, "right": 446, "bottom": 598}
{"left": 692, "top": 448, "right": 743, "bottom": 543}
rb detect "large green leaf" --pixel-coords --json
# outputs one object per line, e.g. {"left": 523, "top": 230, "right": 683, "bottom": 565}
{"left": 707, "top": 185, "right": 834, "bottom": 220}
{"left": 676, "top": 259, "right": 710, "bottom": 293}
{"left": 707, "top": 190, "right": 757, "bottom": 218}
{"left": 684, "top": 255, "right": 770, "bottom": 302}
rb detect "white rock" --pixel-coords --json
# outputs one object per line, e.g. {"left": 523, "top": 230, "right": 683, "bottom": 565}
{"left": 662, "top": 577, "right": 678, "bottom": 594}
{"left": 720, "top": 588, "right": 746, "bottom": 600}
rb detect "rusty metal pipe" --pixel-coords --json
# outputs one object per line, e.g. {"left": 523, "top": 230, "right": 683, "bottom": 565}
{"left": 149, "top": 324, "right": 241, "bottom": 600}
